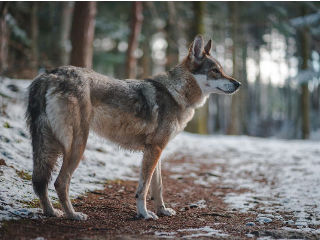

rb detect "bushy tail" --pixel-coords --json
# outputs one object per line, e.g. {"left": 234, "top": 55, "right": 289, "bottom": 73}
{"left": 26, "top": 76, "right": 58, "bottom": 197}
{"left": 25, "top": 76, "right": 48, "bottom": 136}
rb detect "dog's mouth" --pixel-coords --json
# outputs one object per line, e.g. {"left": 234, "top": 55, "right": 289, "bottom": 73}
{"left": 217, "top": 87, "right": 236, "bottom": 94}
{"left": 217, "top": 81, "right": 241, "bottom": 94}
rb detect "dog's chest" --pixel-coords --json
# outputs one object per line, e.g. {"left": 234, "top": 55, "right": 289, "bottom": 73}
{"left": 168, "top": 107, "right": 195, "bottom": 140}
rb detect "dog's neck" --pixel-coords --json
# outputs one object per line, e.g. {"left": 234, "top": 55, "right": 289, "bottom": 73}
{"left": 149, "top": 62, "right": 208, "bottom": 109}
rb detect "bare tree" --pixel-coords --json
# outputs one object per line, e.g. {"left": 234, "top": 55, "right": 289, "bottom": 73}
{"left": 126, "top": 1, "right": 143, "bottom": 79}
{"left": 70, "top": 2, "right": 97, "bottom": 68}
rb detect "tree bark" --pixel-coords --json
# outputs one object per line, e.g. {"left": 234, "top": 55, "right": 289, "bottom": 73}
{"left": 126, "top": 1, "right": 143, "bottom": 79}
{"left": 0, "top": 2, "right": 8, "bottom": 74}
{"left": 59, "top": 2, "right": 74, "bottom": 66}
{"left": 185, "top": 1, "right": 208, "bottom": 135}
{"left": 70, "top": 2, "right": 96, "bottom": 68}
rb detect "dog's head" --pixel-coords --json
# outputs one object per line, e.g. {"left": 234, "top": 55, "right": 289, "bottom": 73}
{"left": 184, "top": 35, "right": 241, "bottom": 95}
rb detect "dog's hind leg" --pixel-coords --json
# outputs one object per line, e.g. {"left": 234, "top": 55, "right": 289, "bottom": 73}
{"left": 32, "top": 123, "right": 63, "bottom": 217}
{"left": 150, "top": 161, "right": 176, "bottom": 217}
{"left": 136, "top": 145, "right": 162, "bottom": 220}
{"left": 54, "top": 130, "right": 89, "bottom": 220}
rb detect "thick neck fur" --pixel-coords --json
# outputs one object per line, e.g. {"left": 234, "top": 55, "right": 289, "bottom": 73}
{"left": 149, "top": 58, "right": 207, "bottom": 109}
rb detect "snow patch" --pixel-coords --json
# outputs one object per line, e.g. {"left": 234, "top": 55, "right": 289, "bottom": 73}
{"left": 154, "top": 226, "right": 229, "bottom": 239}
{"left": 177, "top": 226, "right": 229, "bottom": 238}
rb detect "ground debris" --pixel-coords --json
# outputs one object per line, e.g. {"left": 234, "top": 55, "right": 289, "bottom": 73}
{"left": 201, "top": 212, "right": 231, "bottom": 218}
{"left": 199, "top": 172, "right": 221, "bottom": 178}
{"left": 0, "top": 159, "right": 7, "bottom": 166}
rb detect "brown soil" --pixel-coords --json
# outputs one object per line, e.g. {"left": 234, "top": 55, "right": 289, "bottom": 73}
{"left": 0, "top": 155, "right": 318, "bottom": 240}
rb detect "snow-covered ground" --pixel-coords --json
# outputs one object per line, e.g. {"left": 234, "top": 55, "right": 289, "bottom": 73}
{"left": 1, "top": 77, "right": 320, "bottom": 236}
{"left": 163, "top": 134, "right": 320, "bottom": 231}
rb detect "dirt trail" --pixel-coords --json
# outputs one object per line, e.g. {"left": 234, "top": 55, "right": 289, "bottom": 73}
{"left": 0, "top": 156, "right": 319, "bottom": 239}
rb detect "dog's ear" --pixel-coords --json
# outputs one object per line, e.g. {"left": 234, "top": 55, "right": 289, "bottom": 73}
{"left": 204, "top": 39, "right": 212, "bottom": 55}
{"left": 188, "top": 35, "right": 204, "bottom": 61}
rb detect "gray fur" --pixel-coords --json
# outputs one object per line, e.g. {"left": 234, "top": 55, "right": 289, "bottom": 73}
{"left": 26, "top": 35, "right": 240, "bottom": 220}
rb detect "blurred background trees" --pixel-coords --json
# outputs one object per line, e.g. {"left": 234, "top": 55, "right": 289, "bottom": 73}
{"left": 70, "top": 2, "right": 96, "bottom": 68}
{"left": 0, "top": 1, "right": 319, "bottom": 140}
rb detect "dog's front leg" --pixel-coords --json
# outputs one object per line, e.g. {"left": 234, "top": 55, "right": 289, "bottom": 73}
{"left": 136, "top": 145, "right": 162, "bottom": 220}
{"left": 151, "top": 161, "right": 176, "bottom": 216}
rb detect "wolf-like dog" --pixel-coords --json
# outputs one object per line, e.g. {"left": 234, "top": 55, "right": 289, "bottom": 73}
{"left": 26, "top": 35, "right": 240, "bottom": 220}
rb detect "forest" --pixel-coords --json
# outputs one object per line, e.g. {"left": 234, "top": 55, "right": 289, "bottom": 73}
{"left": 1, "top": 1, "right": 319, "bottom": 139}
{"left": 1, "top": 2, "right": 320, "bottom": 239}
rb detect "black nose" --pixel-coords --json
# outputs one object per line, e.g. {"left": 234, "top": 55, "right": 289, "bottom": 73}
{"left": 232, "top": 80, "right": 241, "bottom": 89}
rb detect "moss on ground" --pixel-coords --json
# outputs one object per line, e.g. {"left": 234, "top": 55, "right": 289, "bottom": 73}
{"left": 15, "top": 170, "right": 32, "bottom": 181}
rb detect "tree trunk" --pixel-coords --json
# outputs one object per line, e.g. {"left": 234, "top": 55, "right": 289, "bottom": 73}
{"left": 254, "top": 48, "right": 261, "bottom": 120}
{"left": 300, "top": 31, "right": 310, "bottom": 139}
{"left": 0, "top": 2, "right": 8, "bottom": 74}
{"left": 139, "top": 2, "right": 152, "bottom": 79}
{"left": 299, "top": 8, "right": 310, "bottom": 139}
{"left": 126, "top": 1, "right": 143, "bottom": 79}
{"left": 70, "top": 2, "right": 96, "bottom": 68}
{"left": 141, "top": 40, "right": 151, "bottom": 79}
{"left": 193, "top": 2, "right": 205, "bottom": 37}
{"left": 317, "top": 84, "right": 320, "bottom": 130}
{"left": 30, "top": 2, "right": 39, "bottom": 73}
{"left": 227, "top": 1, "right": 240, "bottom": 135}
{"left": 59, "top": 2, "right": 74, "bottom": 66}
{"left": 165, "top": 1, "right": 179, "bottom": 71}
{"left": 240, "top": 39, "right": 248, "bottom": 134}
{"left": 284, "top": 37, "right": 294, "bottom": 138}
{"left": 185, "top": 1, "right": 208, "bottom": 134}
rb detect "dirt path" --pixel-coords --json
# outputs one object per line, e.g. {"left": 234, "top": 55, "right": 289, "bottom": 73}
{"left": 1, "top": 155, "right": 319, "bottom": 239}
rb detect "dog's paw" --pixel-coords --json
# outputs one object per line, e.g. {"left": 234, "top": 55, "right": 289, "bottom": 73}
{"left": 44, "top": 208, "right": 64, "bottom": 218}
{"left": 137, "top": 210, "right": 159, "bottom": 220}
{"left": 52, "top": 209, "right": 64, "bottom": 217}
{"left": 157, "top": 207, "right": 176, "bottom": 217}
{"left": 146, "top": 210, "right": 159, "bottom": 220}
{"left": 67, "top": 212, "right": 88, "bottom": 221}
